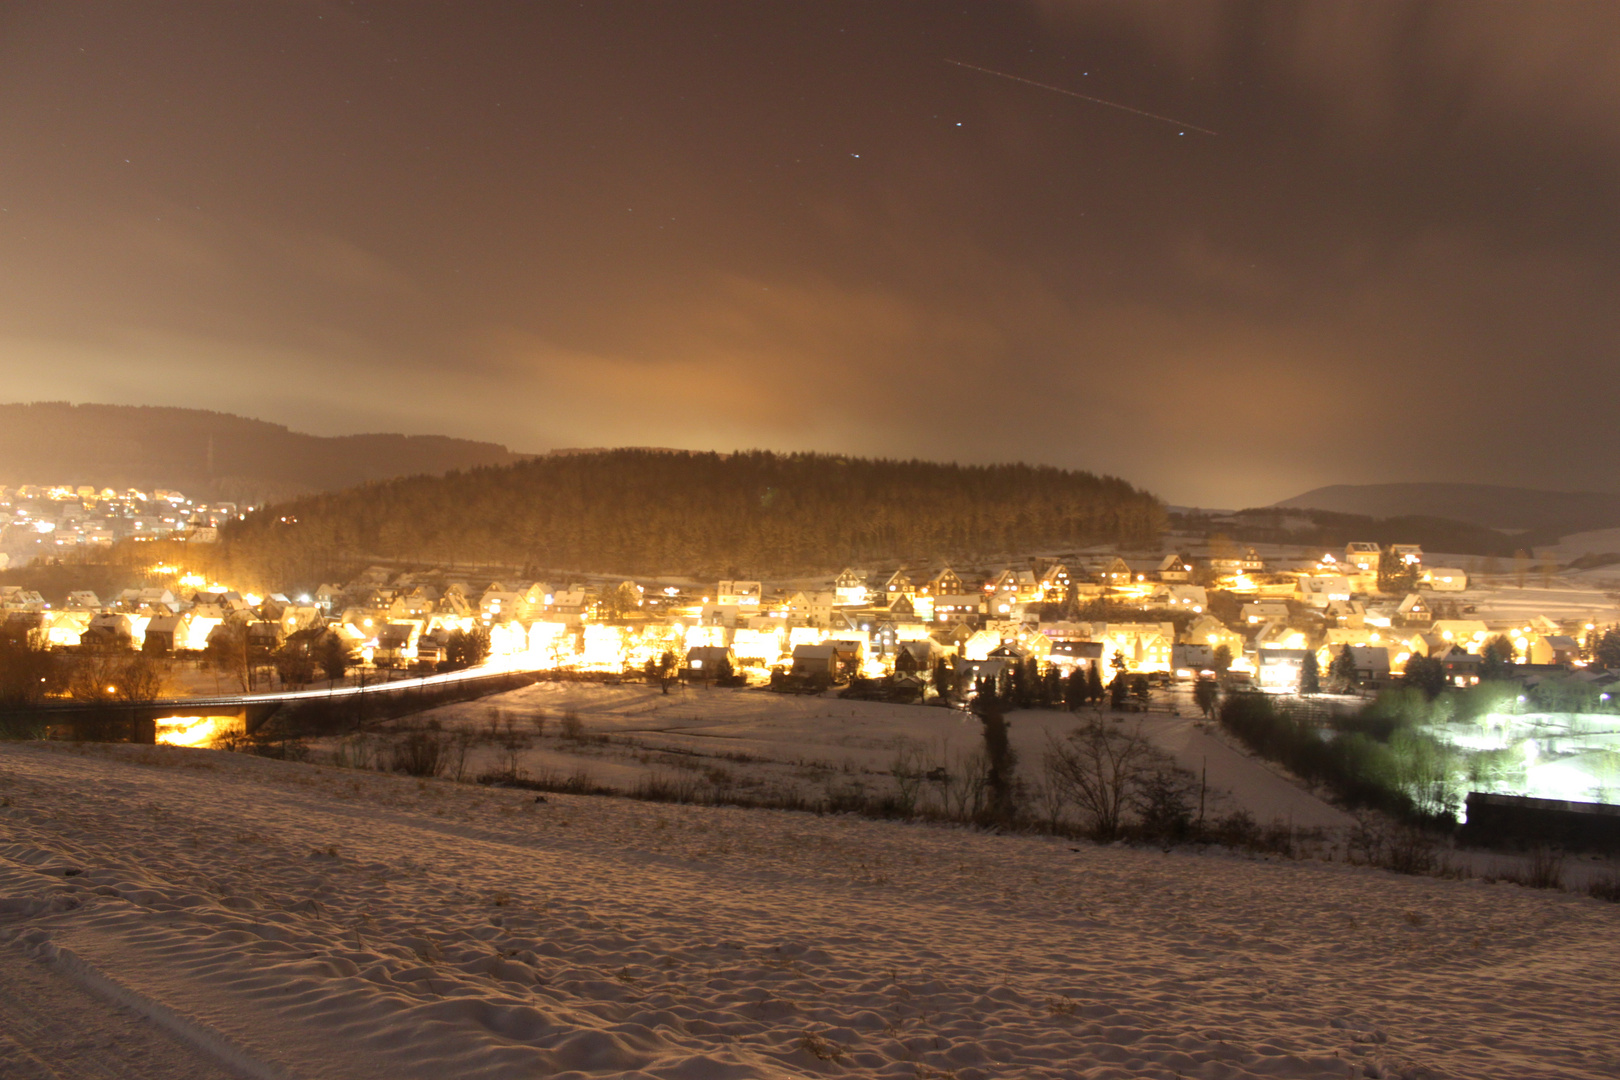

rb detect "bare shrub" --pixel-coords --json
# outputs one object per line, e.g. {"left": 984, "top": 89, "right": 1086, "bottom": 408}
{"left": 1587, "top": 872, "right": 1620, "bottom": 903}
{"left": 560, "top": 710, "right": 583, "bottom": 741}
{"left": 1498, "top": 848, "right": 1565, "bottom": 891}
{"left": 332, "top": 733, "right": 381, "bottom": 770}
{"left": 1381, "top": 829, "right": 1438, "bottom": 876}
{"left": 888, "top": 739, "right": 928, "bottom": 818}
{"left": 391, "top": 728, "right": 449, "bottom": 777}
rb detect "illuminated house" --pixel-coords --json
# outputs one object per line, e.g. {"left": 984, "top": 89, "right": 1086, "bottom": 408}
{"left": 1323, "top": 599, "right": 1366, "bottom": 627}
{"left": 883, "top": 569, "right": 915, "bottom": 601}
{"left": 80, "top": 613, "right": 133, "bottom": 651}
{"left": 1156, "top": 553, "right": 1195, "bottom": 583}
{"left": 374, "top": 623, "right": 419, "bottom": 664}
{"left": 64, "top": 590, "right": 102, "bottom": 610}
{"left": 684, "top": 645, "right": 735, "bottom": 677}
{"left": 789, "top": 642, "right": 858, "bottom": 681}
{"left": 1150, "top": 584, "right": 1207, "bottom": 611}
{"left": 934, "top": 593, "right": 984, "bottom": 625}
{"left": 962, "top": 628, "right": 1005, "bottom": 660}
{"left": 834, "top": 568, "right": 869, "bottom": 606}
{"left": 1093, "top": 622, "right": 1176, "bottom": 672}
{"left": 717, "top": 580, "right": 763, "bottom": 608}
{"left": 1422, "top": 567, "right": 1468, "bottom": 592}
{"left": 1171, "top": 643, "right": 1216, "bottom": 676}
{"left": 922, "top": 568, "right": 964, "bottom": 597}
{"left": 1390, "top": 544, "right": 1424, "bottom": 567}
{"left": 142, "top": 613, "right": 191, "bottom": 654}
{"left": 1396, "top": 593, "right": 1432, "bottom": 625}
{"left": 1348, "top": 645, "right": 1394, "bottom": 686}
{"left": 1184, "top": 613, "right": 1245, "bottom": 658}
{"left": 42, "top": 610, "right": 91, "bottom": 648}
{"left": 1080, "top": 556, "right": 1133, "bottom": 588}
{"left": 1253, "top": 621, "right": 1311, "bottom": 652}
{"left": 0, "top": 587, "right": 46, "bottom": 611}
{"left": 1240, "top": 600, "right": 1290, "bottom": 624}
{"left": 1344, "top": 542, "right": 1382, "bottom": 571}
{"left": 1037, "top": 563, "right": 1071, "bottom": 600}
{"left": 782, "top": 591, "right": 835, "bottom": 628}
{"left": 1257, "top": 648, "right": 1311, "bottom": 692}
{"left": 985, "top": 568, "right": 1042, "bottom": 603}
{"left": 1047, "top": 639, "right": 1104, "bottom": 671}
{"left": 1296, "top": 575, "right": 1352, "bottom": 608}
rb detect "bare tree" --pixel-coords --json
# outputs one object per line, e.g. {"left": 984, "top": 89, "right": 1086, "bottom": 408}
{"left": 113, "top": 656, "right": 173, "bottom": 703}
{"left": 1043, "top": 720, "right": 1165, "bottom": 841}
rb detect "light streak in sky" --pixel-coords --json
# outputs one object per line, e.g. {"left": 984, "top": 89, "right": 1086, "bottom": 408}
{"left": 945, "top": 59, "right": 1218, "bottom": 137}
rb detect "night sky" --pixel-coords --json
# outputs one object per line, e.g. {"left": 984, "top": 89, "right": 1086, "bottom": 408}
{"left": 3, "top": 2, "right": 1616, "bottom": 508}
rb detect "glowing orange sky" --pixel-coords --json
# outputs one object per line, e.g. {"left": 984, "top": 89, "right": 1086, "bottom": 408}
{"left": 2, "top": 2, "right": 1617, "bottom": 507}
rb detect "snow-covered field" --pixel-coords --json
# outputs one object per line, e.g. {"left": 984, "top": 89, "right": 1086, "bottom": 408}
{"left": 396, "top": 682, "right": 1354, "bottom": 832}
{"left": 3, "top": 741, "right": 1619, "bottom": 1079}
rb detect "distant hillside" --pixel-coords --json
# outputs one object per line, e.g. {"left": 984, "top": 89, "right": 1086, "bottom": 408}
{"left": 0, "top": 403, "right": 533, "bottom": 503}
{"left": 202, "top": 449, "right": 1166, "bottom": 584}
{"left": 1274, "top": 483, "right": 1620, "bottom": 541}
{"left": 1176, "top": 507, "right": 1520, "bottom": 558}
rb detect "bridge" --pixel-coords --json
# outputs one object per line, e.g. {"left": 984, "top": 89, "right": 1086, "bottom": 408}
{"left": 0, "top": 666, "right": 541, "bottom": 744}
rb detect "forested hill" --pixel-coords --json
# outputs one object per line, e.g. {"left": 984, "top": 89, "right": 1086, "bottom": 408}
{"left": 0, "top": 403, "right": 531, "bottom": 503}
{"left": 210, "top": 450, "right": 1166, "bottom": 581}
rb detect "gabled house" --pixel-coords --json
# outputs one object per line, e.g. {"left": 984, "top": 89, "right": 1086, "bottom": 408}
{"left": 922, "top": 568, "right": 964, "bottom": 597}
{"left": 1184, "top": 613, "right": 1245, "bottom": 658}
{"left": 1037, "top": 563, "right": 1071, "bottom": 600}
{"left": 1150, "top": 584, "right": 1207, "bottom": 611}
{"left": 789, "top": 642, "right": 859, "bottom": 681}
{"left": 142, "top": 613, "right": 190, "bottom": 655}
{"left": 1080, "top": 556, "right": 1133, "bottom": 588}
{"left": 834, "top": 568, "right": 868, "bottom": 606}
{"left": 1156, "top": 553, "right": 1196, "bottom": 583}
{"left": 782, "top": 591, "right": 835, "bottom": 628}
{"left": 883, "top": 569, "right": 915, "bottom": 601}
{"left": 1396, "top": 592, "right": 1432, "bottom": 625}
{"left": 80, "top": 612, "right": 133, "bottom": 651}
{"left": 1047, "top": 639, "right": 1105, "bottom": 671}
{"left": 1323, "top": 599, "right": 1367, "bottom": 627}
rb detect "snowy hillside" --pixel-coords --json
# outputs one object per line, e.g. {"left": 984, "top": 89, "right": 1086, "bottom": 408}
{"left": 2, "top": 743, "right": 1617, "bottom": 1079}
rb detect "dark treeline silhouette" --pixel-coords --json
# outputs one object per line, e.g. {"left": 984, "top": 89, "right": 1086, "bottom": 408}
{"left": 206, "top": 450, "right": 1165, "bottom": 582}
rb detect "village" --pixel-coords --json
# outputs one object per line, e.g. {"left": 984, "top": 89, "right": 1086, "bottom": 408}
{"left": 5, "top": 489, "right": 1619, "bottom": 709}
{"left": 0, "top": 483, "right": 234, "bottom": 568}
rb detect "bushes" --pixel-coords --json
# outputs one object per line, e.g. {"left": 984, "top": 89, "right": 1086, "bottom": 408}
{"left": 1218, "top": 693, "right": 1440, "bottom": 822}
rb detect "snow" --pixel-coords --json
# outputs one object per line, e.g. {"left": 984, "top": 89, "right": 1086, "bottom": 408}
{"left": 408, "top": 682, "right": 1356, "bottom": 832}
{"left": 4, "top": 741, "right": 1619, "bottom": 1079}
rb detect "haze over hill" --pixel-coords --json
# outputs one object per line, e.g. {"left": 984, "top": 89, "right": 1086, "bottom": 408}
{"left": 0, "top": 403, "right": 534, "bottom": 504}
{"left": 1274, "top": 483, "right": 1620, "bottom": 543}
